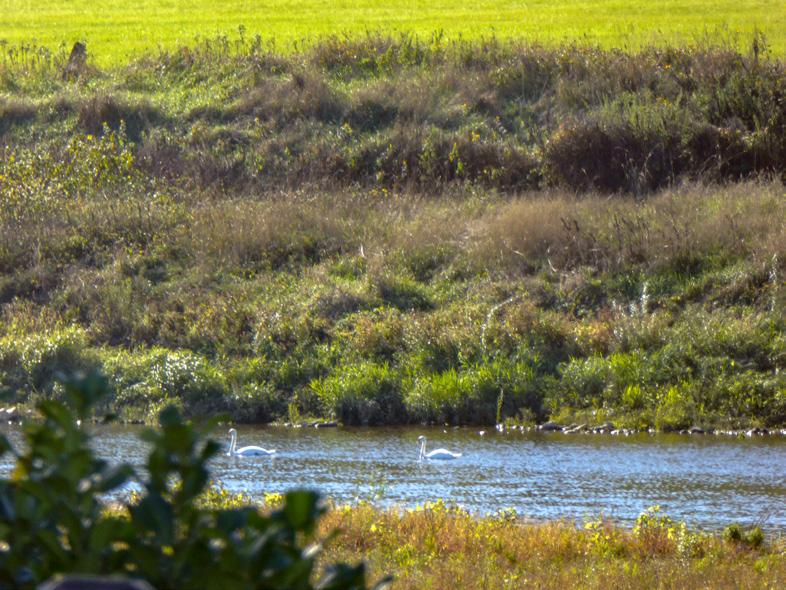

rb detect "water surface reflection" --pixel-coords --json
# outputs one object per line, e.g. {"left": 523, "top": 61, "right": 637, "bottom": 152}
{"left": 2, "top": 424, "right": 784, "bottom": 530}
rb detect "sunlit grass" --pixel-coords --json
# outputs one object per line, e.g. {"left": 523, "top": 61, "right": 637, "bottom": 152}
{"left": 318, "top": 501, "right": 786, "bottom": 589}
{"left": 1, "top": 0, "right": 784, "bottom": 64}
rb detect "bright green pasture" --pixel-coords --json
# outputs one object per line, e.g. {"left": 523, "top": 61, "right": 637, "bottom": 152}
{"left": 1, "top": 0, "right": 784, "bottom": 63}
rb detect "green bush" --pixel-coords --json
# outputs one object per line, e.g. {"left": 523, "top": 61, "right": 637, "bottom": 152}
{"left": 0, "top": 122, "right": 142, "bottom": 205}
{"left": 0, "top": 326, "right": 95, "bottom": 396}
{"left": 548, "top": 356, "right": 610, "bottom": 411}
{"left": 339, "top": 309, "right": 406, "bottom": 361}
{"left": 223, "top": 358, "right": 290, "bottom": 423}
{"left": 606, "top": 351, "right": 652, "bottom": 407}
{"left": 405, "top": 358, "right": 540, "bottom": 424}
{"left": 723, "top": 524, "right": 765, "bottom": 549}
{"left": 654, "top": 384, "right": 695, "bottom": 431}
{"left": 402, "top": 310, "right": 471, "bottom": 374}
{"left": 0, "top": 371, "right": 381, "bottom": 590}
{"left": 101, "top": 347, "right": 230, "bottom": 418}
{"left": 708, "top": 369, "right": 786, "bottom": 426}
{"left": 312, "top": 362, "right": 405, "bottom": 425}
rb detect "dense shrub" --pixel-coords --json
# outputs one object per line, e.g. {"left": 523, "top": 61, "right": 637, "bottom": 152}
{"left": 102, "top": 348, "right": 230, "bottom": 418}
{"left": 0, "top": 326, "right": 95, "bottom": 395}
{"left": 547, "top": 356, "right": 611, "bottom": 411}
{"left": 537, "top": 301, "right": 786, "bottom": 427}
{"left": 311, "top": 362, "right": 405, "bottom": 425}
{"left": 405, "top": 358, "right": 541, "bottom": 425}
{"left": 339, "top": 309, "right": 406, "bottom": 361}
{"left": 723, "top": 524, "right": 765, "bottom": 549}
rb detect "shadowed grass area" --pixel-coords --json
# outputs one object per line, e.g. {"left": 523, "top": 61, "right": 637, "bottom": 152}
{"left": 1, "top": 0, "right": 784, "bottom": 63}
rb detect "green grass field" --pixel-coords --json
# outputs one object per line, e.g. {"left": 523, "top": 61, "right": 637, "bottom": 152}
{"left": 1, "top": 0, "right": 784, "bottom": 63}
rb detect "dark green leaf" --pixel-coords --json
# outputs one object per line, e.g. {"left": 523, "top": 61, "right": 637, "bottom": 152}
{"left": 318, "top": 564, "right": 376, "bottom": 590}
{"left": 284, "top": 490, "right": 320, "bottom": 531}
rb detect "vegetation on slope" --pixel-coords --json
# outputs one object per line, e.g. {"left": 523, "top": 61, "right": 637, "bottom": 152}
{"left": 0, "top": 37, "right": 784, "bottom": 428}
{"left": 3, "top": 34, "right": 785, "bottom": 193}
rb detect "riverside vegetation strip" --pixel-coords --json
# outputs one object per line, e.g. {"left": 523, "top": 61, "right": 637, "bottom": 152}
{"left": 0, "top": 36, "right": 784, "bottom": 430}
{"left": 2, "top": 0, "right": 785, "bottom": 63}
{"left": 316, "top": 502, "right": 786, "bottom": 589}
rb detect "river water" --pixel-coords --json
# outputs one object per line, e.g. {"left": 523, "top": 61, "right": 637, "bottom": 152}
{"left": 2, "top": 424, "right": 785, "bottom": 531}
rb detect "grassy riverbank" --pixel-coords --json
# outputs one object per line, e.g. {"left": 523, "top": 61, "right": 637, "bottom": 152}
{"left": 316, "top": 501, "right": 786, "bottom": 589}
{"left": 90, "top": 485, "right": 786, "bottom": 588}
{"left": 0, "top": 37, "right": 784, "bottom": 429}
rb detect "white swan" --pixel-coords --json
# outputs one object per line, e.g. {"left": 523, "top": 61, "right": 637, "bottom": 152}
{"left": 418, "top": 435, "right": 461, "bottom": 461}
{"left": 227, "top": 428, "right": 276, "bottom": 456}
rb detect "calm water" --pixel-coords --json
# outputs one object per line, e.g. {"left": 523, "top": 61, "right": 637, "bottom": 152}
{"left": 2, "top": 424, "right": 785, "bottom": 531}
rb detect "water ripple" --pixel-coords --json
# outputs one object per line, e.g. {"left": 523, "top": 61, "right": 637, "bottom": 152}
{"left": 1, "top": 424, "right": 784, "bottom": 530}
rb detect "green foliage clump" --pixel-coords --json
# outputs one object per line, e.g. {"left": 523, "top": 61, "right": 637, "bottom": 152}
{"left": 405, "top": 358, "right": 540, "bottom": 425}
{"left": 0, "top": 326, "right": 94, "bottom": 395}
{"left": 723, "top": 524, "right": 765, "bottom": 549}
{"left": 311, "top": 362, "right": 404, "bottom": 425}
{"left": 0, "top": 122, "right": 140, "bottom": 206}
{"left": 102, "top": 347, "right": 230, "bottom": 419}
{"left": 0, "top": 372, "right": 380, "bottom": 590}
{"left": 541, "top": 304, "right": 786, "bottom": 429}
{"left": 547, "top": 356, "right": 610, "bottom": 411}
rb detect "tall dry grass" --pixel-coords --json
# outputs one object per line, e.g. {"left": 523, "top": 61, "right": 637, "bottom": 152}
{"left": 318, "top": 503, "right": 786, "bottom": 590}
{"left": 473, "top": 182, "right": 786, "bottom": 276}
{"left": 161, "top": 180, "right": 786, "bottom": 286}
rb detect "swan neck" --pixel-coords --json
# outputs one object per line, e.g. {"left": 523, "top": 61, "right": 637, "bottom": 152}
{"left": 229, "top": 430, "right": 237, "bottom": 454}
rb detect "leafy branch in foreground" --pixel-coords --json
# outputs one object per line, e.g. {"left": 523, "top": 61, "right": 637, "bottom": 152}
{"left": 0, "top": 371, "right": 385, "bottom": 590}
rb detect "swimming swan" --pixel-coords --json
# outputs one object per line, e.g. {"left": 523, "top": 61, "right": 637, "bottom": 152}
{"left": 227, "top": 428, "right": 276, "bottom": 456}
{"left": 418, "top": 435, "right": 461, "bottom": 461}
